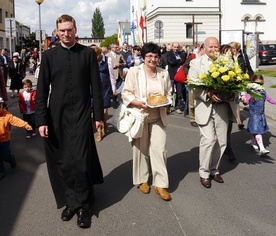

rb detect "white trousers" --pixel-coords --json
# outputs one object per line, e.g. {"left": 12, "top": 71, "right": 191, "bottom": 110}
{"left": 198, "top": 103, "right": 229, "bottom": 179}
{"left": 131, "top": 119, "right": 169, "bottom": 188}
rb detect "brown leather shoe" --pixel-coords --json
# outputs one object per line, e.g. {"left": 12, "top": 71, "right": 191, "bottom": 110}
{"left": 212, "top": 174, "right": 224, "bottom": 183}
{"left": 200, "top": 177, "right": 211, "bottom": 188}
{"left": 138, "top": 183, "right": 150, "bottom": 194}
{"left": 154, "top": 187, "right": 171, "bottom": 201}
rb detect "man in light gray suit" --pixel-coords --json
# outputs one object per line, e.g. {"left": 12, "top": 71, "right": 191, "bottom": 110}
{"left": 106, "top": 44, "right": 126, "bottom": 108}
{"left": 188, "top": 37, "right": 229, "bottom": 188}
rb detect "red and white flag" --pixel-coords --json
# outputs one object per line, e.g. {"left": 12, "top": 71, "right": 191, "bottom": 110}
{"left": 139, "top": 16, "right": 144, "bottom": 44}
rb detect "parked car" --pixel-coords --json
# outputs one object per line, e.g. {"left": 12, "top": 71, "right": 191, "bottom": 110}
{"left": 258, "top": 44, "right": 276, "bottom": 65}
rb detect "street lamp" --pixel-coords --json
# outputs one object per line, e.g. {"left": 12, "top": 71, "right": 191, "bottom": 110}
{"left": 35, "top": 0, "right": 44, "bottom": 61}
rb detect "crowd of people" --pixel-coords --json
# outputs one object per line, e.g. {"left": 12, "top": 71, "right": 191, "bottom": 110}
{"left": 0, "top": 14, "right": 275, "bottom": 230}
{"left": 0, "top": 47, "right": 41, "bottom": 93}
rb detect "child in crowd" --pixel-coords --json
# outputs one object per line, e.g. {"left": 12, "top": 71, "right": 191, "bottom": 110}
{"left": 0, "top": 97, "right": 32, "bottom": 180}
{"left": 245, "top": 74, "right": 276, "bottom": 155}
{"left": 28, "top": 56, "right": 36, "bottom": 75}
{"left": 34, "top": 62, "right": 40, "bottom": 80}
{"left": 18, "top": 79, "right": 36, "bottom": 138}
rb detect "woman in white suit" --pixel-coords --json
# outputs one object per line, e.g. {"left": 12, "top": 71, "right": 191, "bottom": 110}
{"left": 122, "top": 42, "right": 172, "bottom": 201}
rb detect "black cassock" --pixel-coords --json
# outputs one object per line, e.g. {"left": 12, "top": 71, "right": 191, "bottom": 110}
{"left": 35, "top": 43, "right": 104, "bottom": 211}
{"left": 8, "top": 60, "right": 24, "bottom": 90}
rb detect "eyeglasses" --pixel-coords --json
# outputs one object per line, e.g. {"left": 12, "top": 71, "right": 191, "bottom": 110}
{"left": 145, "top": 55, "right": 159, "bottom": 59}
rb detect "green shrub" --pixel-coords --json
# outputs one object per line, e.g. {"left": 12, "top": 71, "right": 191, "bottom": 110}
{"left": 255, "top": 70, "right": 276, "bottom": 77}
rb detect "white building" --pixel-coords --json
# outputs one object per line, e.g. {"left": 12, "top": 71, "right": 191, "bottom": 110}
{"left": 129, "top": 0, "right": 275, "bottom": 46}
{"left": 221, "top": 0, "right": 275, "bottom": 44}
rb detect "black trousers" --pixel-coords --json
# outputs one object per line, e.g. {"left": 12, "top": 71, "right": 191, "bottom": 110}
{"left": 112, "top": 77, "right": 123, "bottom": 107}
{"left": 23, "top": 113, "right": 35, "bottom": 134}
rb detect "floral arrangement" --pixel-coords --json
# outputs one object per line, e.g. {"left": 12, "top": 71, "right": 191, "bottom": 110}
{"left": 188, "top": 51, "right": 250, "bottom": 91}
{"left": 246, "top": 82, "right": 265, "bottom": 92}
{"left": 188, "top": 51, "right": 263, "bottom": 98}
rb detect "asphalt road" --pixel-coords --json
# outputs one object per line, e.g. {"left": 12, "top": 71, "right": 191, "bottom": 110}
{"left": 0, "top": 100, "right": 275, "bottom": 236}
{"left": 258, "top": 63, "right": 276, "bottom": 71}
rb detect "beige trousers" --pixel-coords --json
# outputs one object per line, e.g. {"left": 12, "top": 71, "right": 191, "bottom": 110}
{"left": 189, "top": 89, "right": 195, "bottom": 122}
{"left": 198, "top": 103, "right": 229, "bottom": 179}
{"left": 131, "top": 119, "right": 169, "bottom": 188}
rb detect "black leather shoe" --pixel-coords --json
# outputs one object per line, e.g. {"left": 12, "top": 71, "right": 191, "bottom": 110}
{"left": 200, "top": 177, "right": 211, "bottom": 188}
{"left": 112, "top": 102, "right": 118, "bottom": 109}
{"left": 77, "top": 208, "right": 91, "bottom": 228}
{"left": 212, "top": 174, "right": 224, "bottom": 183}
{"left": 238, "top": 123, "right": 244, "bottom": 130}
{"left": 61, "top": 205, "right": 75, "bottom": 221}
{"left": 190, "top": 121, "right": 198, "bottom": 127}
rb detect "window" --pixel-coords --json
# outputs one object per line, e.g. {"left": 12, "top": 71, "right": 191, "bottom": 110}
{"left": 241, "top": 0, "right": 265, "bottom": 5}
{"left": 255, "top": 15, "right": 265, "bottom": 33}
{"left": 243, "top": 16, "right": 250, "bottom": 33}
{"left": 186, "top": 23, "right": 193, "bottom": 38}
{"left": 242, "top": 0, "right": 259, "bottom": 2}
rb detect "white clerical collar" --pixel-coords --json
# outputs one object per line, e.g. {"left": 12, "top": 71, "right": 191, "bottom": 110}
{"left": 60, "top": 42, "right": 76, "bottom": 50}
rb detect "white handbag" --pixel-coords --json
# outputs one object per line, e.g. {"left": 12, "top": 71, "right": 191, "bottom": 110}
{"left": 115, "top": 68, "right": 148, "bottom": 142}
{"left": 117, "top": 104, "right": 146, "bottom": 142}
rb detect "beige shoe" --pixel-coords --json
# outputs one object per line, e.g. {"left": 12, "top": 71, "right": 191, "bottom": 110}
{"left": 154, "top": 187, "right": 171, "bottom": 201}
{"left": 138, "top": 183, "right": 150, "bottom": 194}
{"left": 96, "top": 130, "right": 102, "bottom": 142}
{"left": 175, "top": 109, "right": 183, "bottom": 114}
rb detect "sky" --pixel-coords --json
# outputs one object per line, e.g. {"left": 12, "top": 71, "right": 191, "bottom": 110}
{"left": 15, "top": 0, "right": 130, "bottom": 37}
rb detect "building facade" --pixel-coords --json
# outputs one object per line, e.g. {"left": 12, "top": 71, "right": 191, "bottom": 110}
{"left": 221, "top": 0, "right": 275, "bottom": 44}
{"left": 76, "top": 37, "right": 104, "bottom": 47}
{"left": 129, "top": 0, "right": 275, "bottom": 46}
{"left": 16, "top": 22, "right": 31, "bottom": 51}
{"left": 0, "top": 0, "right": 15, "bottom": 52}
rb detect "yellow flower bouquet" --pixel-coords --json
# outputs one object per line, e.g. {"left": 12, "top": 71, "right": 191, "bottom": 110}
{"left": 188, "top": 51, "right": 262, "bottom": 99}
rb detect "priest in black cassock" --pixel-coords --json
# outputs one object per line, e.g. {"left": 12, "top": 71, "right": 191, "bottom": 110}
{"left": 35, "top": 14, "right": 104, "bottom": 229}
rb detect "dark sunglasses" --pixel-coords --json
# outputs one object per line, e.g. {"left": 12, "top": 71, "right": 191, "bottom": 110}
{"left": 254, "top": 82, "right": 264, "bottom": 85}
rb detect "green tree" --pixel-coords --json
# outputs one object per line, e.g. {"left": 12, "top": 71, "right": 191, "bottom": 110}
{"left": 91, "top": 7, "right": 105, "bottom": 38}
{"left": 100, "top": 34, "right": 118, "bottom": 47}
{"left": 22, "top": 32, "right": 38, "bottom": 49}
